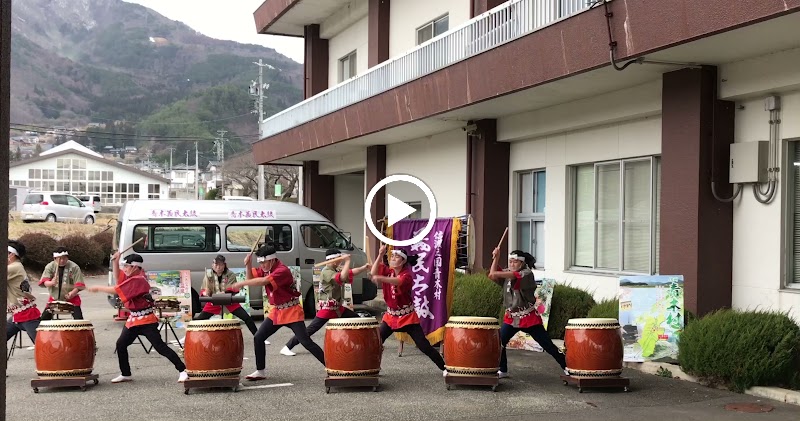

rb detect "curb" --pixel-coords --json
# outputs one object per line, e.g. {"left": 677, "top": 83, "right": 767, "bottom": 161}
{"left": 746, "top": 386, "right": 800, "bottom": 405}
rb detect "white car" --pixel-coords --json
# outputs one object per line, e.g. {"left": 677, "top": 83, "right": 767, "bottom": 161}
{"left": 21, "top": 193, "right": 96, "bottom": 224}
{"left": 77, "top": 194, "right": 101, "bottom": 213}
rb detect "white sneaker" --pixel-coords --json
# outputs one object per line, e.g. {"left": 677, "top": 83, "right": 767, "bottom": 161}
{"left": 264, "top": 340, "right": 271, "bottom": 345}
{"left": 245, "top": 369, "right": 267, "bottom": 381}
{"left": 111, "top": 374, "right": 132, "bottom": 383}
{"left": 280, "top": 346, "right": 296, "bottom": 356}
{"left": 442, "top": 369, "right": 448, "bottom": 377}
{"left": 177, "top": 371, "right": 189, "bottom": 383}
{"left": 563, "top": 368, "right": 570, "bottom": 376}
{"left": 498, "top": 371, "right": 509, "bottom": 379}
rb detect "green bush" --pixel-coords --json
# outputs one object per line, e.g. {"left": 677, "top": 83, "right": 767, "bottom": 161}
{"left": 91, "top": 230, "right": 114, "bottom": 265}
{"left": 678, "top": 309, "right": 800, "bottom": 392}
{"left": 546, "top": 284, "right": 596, "bottom": 340}
{"left": 451, "top": 271, "right": 504, "bottom": 319}
{"left": 58, "top": 235, "right": 104, "bottom": 269}
{"left": 17, "top": 233, "right": 59, "bottom": 269}
{"left": 587, "top": 298, "right": 619, "bottom": 319}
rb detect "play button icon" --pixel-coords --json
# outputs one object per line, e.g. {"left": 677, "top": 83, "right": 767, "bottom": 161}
{"left": 365, "top": 174, "right": 438, "bottom": 247}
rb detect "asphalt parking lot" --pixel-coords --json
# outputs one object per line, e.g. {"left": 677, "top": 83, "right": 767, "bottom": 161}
{"left": 5, "top": 276, "right": 800, "bottom": 421}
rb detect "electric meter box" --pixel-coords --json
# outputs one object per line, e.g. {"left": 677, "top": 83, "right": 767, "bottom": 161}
{"left": 729, "top": 141, "right": 769, "bottom": 184}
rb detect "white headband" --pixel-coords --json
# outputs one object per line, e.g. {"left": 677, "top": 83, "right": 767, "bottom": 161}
{"left": 119, "top": 260, "right": 143, "bottom": 268}
{"left": 391, "top": 249, "right": 407, "bottom": 260}
{"left": 508, "top": 254, "right": 525, "bottom": 262}
{"left": 257, "top": 254, "right": 277, "bottom": 262}
{"left": 53, "top": 251, "right": 69, "bottom": 257}
{"left": 8, "top": 246, "right": 18, "bottom": 256}
{"left": 325, "top": 253, "right": 342, "bottom": 260}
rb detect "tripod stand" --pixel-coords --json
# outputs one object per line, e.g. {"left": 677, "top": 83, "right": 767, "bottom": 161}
{"left": 148, "top": 302, "right": 184, "bottom": 353}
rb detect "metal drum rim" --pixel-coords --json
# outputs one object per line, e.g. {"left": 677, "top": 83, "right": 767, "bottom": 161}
{"left": 447, "top": 316, "right": 499, "bottom": 323}
{"left": 37, "top": 320, "right": 94, "bottom": 330}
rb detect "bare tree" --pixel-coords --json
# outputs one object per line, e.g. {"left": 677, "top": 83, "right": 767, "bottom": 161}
{"left": 221, "top": 152, "right": 298, "bottom": 201}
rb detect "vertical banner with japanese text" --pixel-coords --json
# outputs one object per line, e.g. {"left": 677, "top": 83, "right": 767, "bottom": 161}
{"left": 387, "top": 217, "right": 460, "bottom": 345}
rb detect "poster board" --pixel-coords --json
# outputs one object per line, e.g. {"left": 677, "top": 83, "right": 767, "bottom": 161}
{"left": 506, "top": 278, "right": 556, "bottom": 351}
{"left": 145, "top": 270, "right": 193, "bottom": 325}
{"left": 619, "top": 275, "right": 684, "bottom": 363}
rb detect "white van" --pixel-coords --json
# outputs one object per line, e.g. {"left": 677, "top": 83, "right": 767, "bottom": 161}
{"left": 110, "top": 199, "right": 376, "bottom": 318}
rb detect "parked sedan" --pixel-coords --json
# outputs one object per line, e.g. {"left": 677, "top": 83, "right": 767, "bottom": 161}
{"left": 21, "top": 193, "right": 95, "bottom": 224}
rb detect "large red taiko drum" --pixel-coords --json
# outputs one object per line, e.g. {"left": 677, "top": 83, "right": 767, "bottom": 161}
{"left": 324, "top": 317, "right": 382, "bottom": 378}
{"left": 184, "top": 319, "right": 244, "bottom": 378}
{"left": 564, "top": 318, "right": 623, "bottom": 378}
{"left": 443, "top": 316, "right": 501, "bottom": 377}
{"left": 35, "top": 320, "right": 96, "bottom": 377}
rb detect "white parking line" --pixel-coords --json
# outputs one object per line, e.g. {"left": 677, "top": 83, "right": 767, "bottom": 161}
{"left": 238, "top": 383, "right": 293, "bottom": 390}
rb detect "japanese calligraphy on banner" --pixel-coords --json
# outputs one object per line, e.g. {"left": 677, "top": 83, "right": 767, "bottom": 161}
{"left": 386, "top": 218, "right": 461, "bottom": 345}
{"left": 229, "top": 210, "right": 276, "bottom": 219}
{"left": 619, "top": 275, "right": 684, "bottom": 363}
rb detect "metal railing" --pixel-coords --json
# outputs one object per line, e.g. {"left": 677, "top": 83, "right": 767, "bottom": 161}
{"left": 260, "top": 0, "right": 594, "bottom": 138}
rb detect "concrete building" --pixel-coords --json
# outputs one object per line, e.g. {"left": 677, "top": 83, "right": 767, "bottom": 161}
{"left": 9, "top": 141, "right": 170, "bottom": 206}
{"left": 250, "top": 0, "right": 800, "bottom": 322}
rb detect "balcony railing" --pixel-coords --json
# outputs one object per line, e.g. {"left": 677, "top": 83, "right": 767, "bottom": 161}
{"left": 260, "top": 0, "right": 594, "bottom": 139}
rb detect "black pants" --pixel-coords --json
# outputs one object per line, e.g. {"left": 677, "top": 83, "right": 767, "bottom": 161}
{"left": 117, "top": 323, "right": 186, "bottom": 376}
{"left": 6, "top": 316, "right": 39, "bottom": 343}
{"left": 194, "top": 307, "right": 258, "bottom": 335}
{"left": 285, "top": 307, "right": 359, "bottom": 350}
{"left": 499, "top": 323, "right": 566, "bottom": 373}
{"left": 253, "top": 319, "right": 325, "bottom": 370}
{"left": 379, "top": 322, "right": 446, "bottom": 371}
{"left": 40, "top": 305, "right": 83, "bottom": 321}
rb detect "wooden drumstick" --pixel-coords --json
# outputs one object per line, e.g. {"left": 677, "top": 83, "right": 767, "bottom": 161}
{"left": 313, "top": 254, "right": 349, "bottom": 268}
{"left": 496, "top": 227, "right": 508, "bottom": 249}
{"left": 364, "top": 235, "right": 372, "bottom": 263}
{"left": 250, "top": 232, "right": 264, "bottom": 254}
{"left": 117, "top": 237, "right": 144, "bottom": 254}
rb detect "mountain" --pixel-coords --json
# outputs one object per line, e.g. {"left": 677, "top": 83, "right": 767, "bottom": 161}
{"left": 9, "top": 0, "right": 303, "bottom": 160}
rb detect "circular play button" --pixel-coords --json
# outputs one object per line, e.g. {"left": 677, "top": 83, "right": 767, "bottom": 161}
{"left": 364, "top": 174, "right": 438, "bottom": 247}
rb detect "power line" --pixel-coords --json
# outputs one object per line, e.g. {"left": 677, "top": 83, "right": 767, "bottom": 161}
{"left": 24, "top": 102, "right": 255, "bottom": 126}
{"left": 10, "top": 123, "right": 260, "bottom": 141}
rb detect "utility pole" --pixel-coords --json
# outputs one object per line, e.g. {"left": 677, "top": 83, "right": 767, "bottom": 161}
{"left": 195, "top": 141, "right": 199, "bottom": 199}
{"left": 251, "top": 59, "right": 271, "bottom": 200}
{"left": 214, "top": 130, "right": 227, "bottom": 196}
{"left": 167, "top": 147, "right": 175, "bottom": 171}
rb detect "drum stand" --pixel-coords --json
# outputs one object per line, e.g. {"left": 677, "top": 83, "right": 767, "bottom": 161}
{"left": 149, "top": 307, "right": 184, "bottom": 353}
{"left": 183, "top": 294, "right": 245, "bottom": 395}
{"left": 560, "top": 374, "right": 630, "bottom": 393}
{"left": 444, "top": 373, "right": 500, "bottom": 392}
{"left": 31, "top": 374, "right": 99, "bottom": 393}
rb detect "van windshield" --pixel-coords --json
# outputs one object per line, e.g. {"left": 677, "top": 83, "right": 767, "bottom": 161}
{"left": 300, "top": 224, "right": 352, "bottom": 250}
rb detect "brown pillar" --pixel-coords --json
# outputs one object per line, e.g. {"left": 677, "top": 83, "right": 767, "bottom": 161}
{"left": 302, "top": 161, "right": 335, "bottom": 221}
{"left": 472, "top": 0, "right": 506, "bottom": 17}
{"left": 304, "top": 24, "right": 328, "bottom": 99}
{"left": 366, "top": 145, "right": 386, "bottom": 260}
{"left": 660, "top": 66, "right": 734, "bottom": 318}
{"left": 1, "top": 0, "right": 11, "bottom": 404}
{"left": 368, "top": 0, "right": 390, "bottom": 67}
{"left": 469, "top": 119, "right": 509, "bottom": 271}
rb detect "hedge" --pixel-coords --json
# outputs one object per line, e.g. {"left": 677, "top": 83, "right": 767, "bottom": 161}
{"left": 678, "top": 309, "right": 800, "bottom": 392}
{"left": 17, "top": 233, "right": 59, "bottom": 269}
{"left": 59, "top": 234, "right": 105, "bottom": 269}
{"left": 546, "top": 284, "right": 596, "bottom": 340}
{"left": 450, "top": 272, "right": 504, "bottom": 319}
{"left": 587, "top": 298, "right": 619, "bottom": 319}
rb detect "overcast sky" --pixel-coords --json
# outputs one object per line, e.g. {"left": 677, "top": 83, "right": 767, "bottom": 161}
{"left": 122, "top": 0, "right": 304, "bottom": 63}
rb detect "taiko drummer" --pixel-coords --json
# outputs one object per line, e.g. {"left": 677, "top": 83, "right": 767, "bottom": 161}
{"left": 488, "top": 248, "right": 567, "bottom": 379}
{"left": 88, "top": 252, "right": 188, "bottom": 383}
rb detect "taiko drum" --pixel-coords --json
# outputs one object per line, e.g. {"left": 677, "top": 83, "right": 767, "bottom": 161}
{"left": 324, "top": 317, "right": 382, "bottom": 378}
{"left": 564, "top": 318, "right": 624, "bottom": 378}
{"left": 443, "top": 316, "right": 501, "bottom": 376}
{"left": 35, "top": 320, "right": 96, "bottom": 377}
{"left": 184, "top": 319, "right": 244, "bottom": 378}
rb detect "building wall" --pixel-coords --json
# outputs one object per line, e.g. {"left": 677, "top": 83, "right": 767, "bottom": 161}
{"left": 505, "top": 82, "right": 663, "bottom": 301}
{"left": 327, "top": 15, "right": 369, "bottom": 87}
{"left": 389, "top": 0, "right": 471, "bottom": 58}
{"left": 385, "top": 129, "right": 467, "bottom": 219}
{"left": 334, "top": 173, "right": 366, "bottom": 249}
{"left": 319, "top": 150, "right": 367, "bottom": 175}
{"left": 9, "top": 152, "right": 169, "bottom": 205}
{"left": 720, "top": 47, "right": 800, "bottom": 322}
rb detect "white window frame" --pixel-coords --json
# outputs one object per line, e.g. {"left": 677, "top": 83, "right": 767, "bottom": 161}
{"left": 416, "top": 14, "right": 449, "bottom": 45}
{"left": 514, "top": 169, "right": 546, "bottom": 269}
{"left": 568, "top": 156, "right": 661, "bottom": 275}
{"left": 338, "top": 50, "right": 357, "bottom": 83}
{"left": 784, "top": 139, "right": 800, "bottom": 289}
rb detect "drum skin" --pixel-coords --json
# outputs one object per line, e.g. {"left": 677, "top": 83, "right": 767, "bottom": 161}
{"left": 324, "top": 317, "right": 382, "bottom": 377}
{"left": 564, "top": 318, "right": 623, "bottom": 378}
{"left": 443, "top": 316, "right": 501, "bottom": 376}
{"left": 184, "top": 319, "right": 244, "bottom": 378}
{"left": 35, "top": 320, "right": 96, "bottom": 377}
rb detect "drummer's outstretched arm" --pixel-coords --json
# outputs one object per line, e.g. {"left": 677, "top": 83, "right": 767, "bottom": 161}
{"left": 488, "top": 247, "right": 514, "bottom": 283}
{"left": 88, "top": 285, "right": 116, "bottom": 294}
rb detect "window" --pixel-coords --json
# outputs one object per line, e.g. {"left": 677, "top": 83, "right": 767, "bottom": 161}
{"left": 132, "top": 225, "right": 221, "bottom": 253}
{"left": 417, "top": 14, "right": 449, "bottom": 44}
{"left": 787, "top": 141, "right": 800, "bottom": 286}
{"left": 572, "top": 157, "right": 661, "bottom": 274}
{"left": 407, "top": 202, "right": 423, "bottom": 220}
{"left": 148, "top": 184, "right": 160, "bottom": 199}
{"left": 66, "top": 195, "right": 81, "bottom": 207}
{"left": 339, "top": 51, "right": 357, "bottom": 83}
{"left": 515, "top": 170, "right": 546, "bottom": 269}
{"left": 300, "top": 224, "right": 351, "bottom": 250}
{"left": 225, "top": 224, "right": 291, "bottom": 252}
